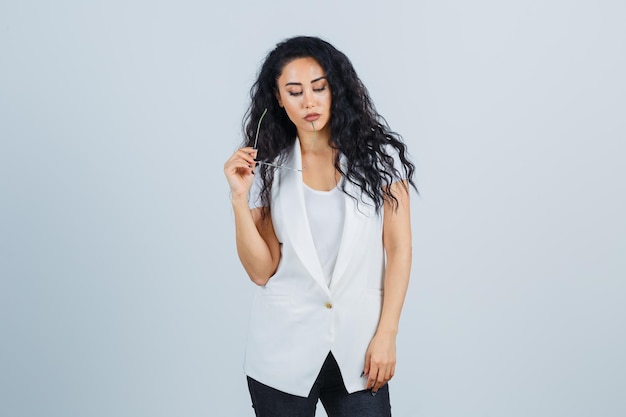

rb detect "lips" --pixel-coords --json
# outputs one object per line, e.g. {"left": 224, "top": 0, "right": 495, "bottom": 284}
{"left": 304, "top": 113, "right": 320, "bottom": 122}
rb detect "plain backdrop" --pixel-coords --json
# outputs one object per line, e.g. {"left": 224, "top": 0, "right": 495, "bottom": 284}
{"left": 1, "top": 1, "right": 624, "bottom": 416}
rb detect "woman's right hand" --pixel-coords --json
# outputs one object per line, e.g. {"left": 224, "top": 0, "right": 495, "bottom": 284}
{"left": 223, "top": 147, "right": 258, "bottom": 199}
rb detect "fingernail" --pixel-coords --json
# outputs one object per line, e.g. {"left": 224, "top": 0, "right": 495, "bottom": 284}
{"left": 371, "top": 391, "right": 377, "bottom": 397}
{"left": 360, "top": 371, "right": 364, "bottom": 377}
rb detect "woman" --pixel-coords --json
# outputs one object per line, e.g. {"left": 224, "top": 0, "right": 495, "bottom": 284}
{"left": 224, "top": 36, "right": 415, "bottom": 417}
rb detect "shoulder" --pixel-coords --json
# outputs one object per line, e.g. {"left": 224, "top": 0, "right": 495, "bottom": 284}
{"left": 377, "top": 143, "right": 405, "bottom": 181}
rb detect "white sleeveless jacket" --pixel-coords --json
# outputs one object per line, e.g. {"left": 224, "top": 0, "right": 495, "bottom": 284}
{"left": 244, "top": 140, "right": 387, "bottom": 397}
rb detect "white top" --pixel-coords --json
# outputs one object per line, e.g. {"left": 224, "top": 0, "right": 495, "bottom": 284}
{"left": 303, "top": 184, "right": 345, "bottom": 287}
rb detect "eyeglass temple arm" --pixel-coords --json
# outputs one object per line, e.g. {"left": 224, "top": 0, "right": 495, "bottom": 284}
{"left": 253, "top": 108, "right": 268, "bottom": 149}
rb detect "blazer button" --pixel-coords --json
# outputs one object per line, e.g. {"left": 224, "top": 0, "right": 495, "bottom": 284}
{"left": 325, "top": 302, "right": 333, "bottom": 309}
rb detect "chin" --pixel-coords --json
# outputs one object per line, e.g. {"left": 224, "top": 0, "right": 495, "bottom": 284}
{"left": 310, "top": 120, "right": 329, "bottom": 132}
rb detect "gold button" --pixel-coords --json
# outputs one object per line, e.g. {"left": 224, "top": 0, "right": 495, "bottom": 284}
{"left": 325, "top": 302, "right": 333, "bottom": 309}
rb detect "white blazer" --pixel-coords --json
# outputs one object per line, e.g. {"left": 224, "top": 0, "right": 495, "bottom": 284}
{"left": 244, "top": 140, "right": 386, "bottom": 397}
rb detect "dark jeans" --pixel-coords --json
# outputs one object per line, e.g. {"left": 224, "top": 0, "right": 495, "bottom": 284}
{"left": 247, "top": 352, "right": 391, "bottom": 417}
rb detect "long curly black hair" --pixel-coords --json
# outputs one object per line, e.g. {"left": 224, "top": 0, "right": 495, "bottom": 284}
{"left": 242, "top": 36, "right": 416, "bottom": 215}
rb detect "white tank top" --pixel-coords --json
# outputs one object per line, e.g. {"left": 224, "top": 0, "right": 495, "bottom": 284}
{"left": 303, "top": 183, "right": 345, "bottom": 287}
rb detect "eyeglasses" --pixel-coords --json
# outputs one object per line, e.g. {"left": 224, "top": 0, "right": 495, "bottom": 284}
{"left": 253, "top": 108, "right": 317, "bottom": 172}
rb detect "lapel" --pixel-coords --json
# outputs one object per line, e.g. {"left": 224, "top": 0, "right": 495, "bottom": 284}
{"left": 278, "top": 140, "right": 330, "bottom": 295}
{"left": 329, "top": 155, "right": 375, "bottom": 288}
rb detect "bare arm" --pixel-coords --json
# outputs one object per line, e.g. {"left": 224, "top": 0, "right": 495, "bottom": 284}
{"left": 364, "top": 180, "right": 412, "bottom": 393}
{"left": 224, "top": 147, "right": 280, "bottom": 285}
{"left": 232, "top": 200, "right": 280, "bottom": 285}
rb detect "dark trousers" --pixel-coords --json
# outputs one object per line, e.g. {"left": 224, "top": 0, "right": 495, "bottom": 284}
{"left": 247, "top": 352, "right": 391, "bottom": 417}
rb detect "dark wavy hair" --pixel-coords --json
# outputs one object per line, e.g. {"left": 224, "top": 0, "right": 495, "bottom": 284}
{"left": 242, "top": 36, "right": 416, "bottom": 215}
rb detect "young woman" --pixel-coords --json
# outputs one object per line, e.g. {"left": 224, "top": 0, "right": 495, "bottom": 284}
{"left": 224, "top": 36, "right": 415, "bottom": 417}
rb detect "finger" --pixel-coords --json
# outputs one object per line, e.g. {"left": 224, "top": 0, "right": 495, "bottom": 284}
{"left": 366, "top": 365, "right": 378, "bottom": 390}
{"left": 224, "top": 156, "right": 252, "bottom": 172}
{"left": 225, "top": 164, "right": 254, "bottom": 181}
{"left": 234, "top": 148, "right": 256, "bottom": 161}
{"left": 236, "top": 149, "right": 257, "bottom": 165}
{"left": 385, "top": 362, "right": 394, "bottom": 381}
{"left": 225, "top": 160, "right": 254, "bottom": 174}
{"left": 239, "top": 147, "right": 257, "bottom": 153}
{"left": 373, "top": 370, "right": 387, "bottom": 392}
{"left": 362, "top": 353, "right": 371, "bottom": 379}
{"left": 232, "top": 153, "right": 258, "bottom": 168}
{"left": 241, "top": 147, "right": 258, "bottom": 158}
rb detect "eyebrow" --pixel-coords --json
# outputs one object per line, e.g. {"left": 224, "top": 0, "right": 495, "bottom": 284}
{"left": 284, "top": 76, "right": 327, "bottom": 87}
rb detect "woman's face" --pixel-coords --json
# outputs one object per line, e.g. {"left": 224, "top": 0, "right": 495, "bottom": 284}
{"left": 275, "top": 57, "right": 332, "bottom": 137}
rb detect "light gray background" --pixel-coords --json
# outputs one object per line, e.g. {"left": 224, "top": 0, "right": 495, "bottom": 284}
{"left": 1, "top": 1, "right": 624, "bottom": 416}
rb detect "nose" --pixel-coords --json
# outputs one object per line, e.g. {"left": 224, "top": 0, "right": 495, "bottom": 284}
{"left": 303, "top": 88, "right": 316, "bottom": 108}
